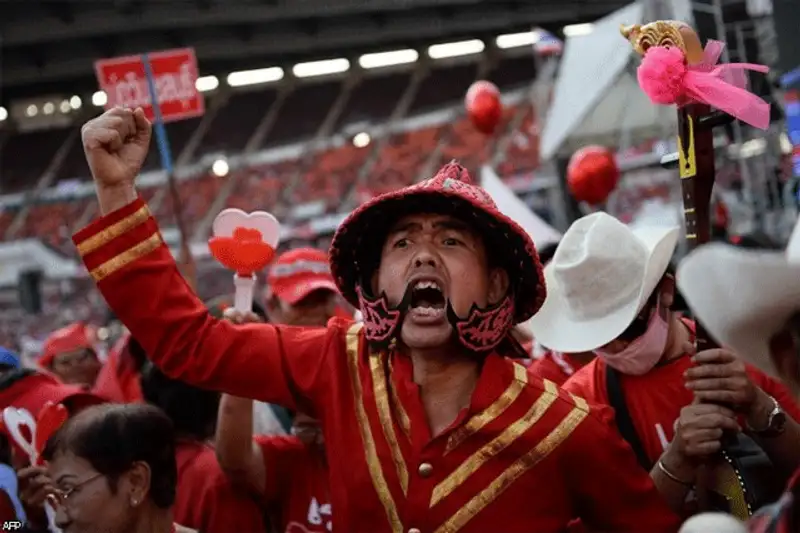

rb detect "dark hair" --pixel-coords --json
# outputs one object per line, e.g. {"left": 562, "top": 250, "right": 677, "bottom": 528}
{"left": 42, "top": 403, "right": 176, "bottom": 509}
{"left": 617, "top": 263, "right": 687, "bottom": 341}
{"left": 139, "top": 364, "right": 220, "bottom": 441}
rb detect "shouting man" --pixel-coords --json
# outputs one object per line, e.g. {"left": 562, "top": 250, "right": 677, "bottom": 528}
{"left": 71, "top": 107, "right": 679, "bottom": 532}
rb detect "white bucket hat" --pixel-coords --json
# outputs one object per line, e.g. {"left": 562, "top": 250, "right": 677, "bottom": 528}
{"left": 677, "top": 218, "right": 800, "bottom": 379}
{"left": 529, "top": 212, "right": 680, "bottom": 353}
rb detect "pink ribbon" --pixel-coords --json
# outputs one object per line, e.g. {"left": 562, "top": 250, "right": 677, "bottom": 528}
{"left": 683, "top": 40, "right": 770, "bottom": 129}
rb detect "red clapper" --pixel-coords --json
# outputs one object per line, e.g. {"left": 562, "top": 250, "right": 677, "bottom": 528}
{"left": 208, "top": 208, "right": 280, "bottom": 313}
{"left": 2, "top": 402, "right": 68, "bottom": 529}
{"left": 2, "top": 402, "right": 68, "bottom": 466}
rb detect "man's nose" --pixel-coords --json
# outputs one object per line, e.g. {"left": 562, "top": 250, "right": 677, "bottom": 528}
{"left": 412, "top": 245, "right": 439, "bottom": 268}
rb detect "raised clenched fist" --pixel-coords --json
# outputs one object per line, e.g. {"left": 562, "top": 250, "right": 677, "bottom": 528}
{"left": 82, "top": 107, "right": 152, "bottom": 189}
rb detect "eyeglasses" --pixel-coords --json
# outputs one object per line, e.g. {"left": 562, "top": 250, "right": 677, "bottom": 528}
{"left": 49, "top": 473, "right": 104, "bottom": 507}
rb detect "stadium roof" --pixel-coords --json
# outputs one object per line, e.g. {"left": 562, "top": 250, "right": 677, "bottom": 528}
{"left": 1, "top": 0, "right": 629, "bottom": 104}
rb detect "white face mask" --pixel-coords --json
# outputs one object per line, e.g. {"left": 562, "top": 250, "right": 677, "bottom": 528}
{"left": 596, "top": 299, "right": 669, "bottom": 375}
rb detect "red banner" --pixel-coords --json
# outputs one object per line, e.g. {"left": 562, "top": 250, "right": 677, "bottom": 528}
{"left": 94, "top": 48, "right": 204, "bottom": 123}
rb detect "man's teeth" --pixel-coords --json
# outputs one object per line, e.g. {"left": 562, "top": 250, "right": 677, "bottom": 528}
{"left": 413, "top": 306, "right": 442, "bottom": 316}
{"left": 414, "top": 280, "right": 441, "bottom": 291}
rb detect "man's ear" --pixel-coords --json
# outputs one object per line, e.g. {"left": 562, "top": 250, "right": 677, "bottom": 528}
{"left": 488, "top": 267, "right": 510, "bottom": 305}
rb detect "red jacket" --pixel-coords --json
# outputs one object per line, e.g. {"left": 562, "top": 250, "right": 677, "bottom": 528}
{"left": 73, "top": 197, "right": 680, "bottom": 533}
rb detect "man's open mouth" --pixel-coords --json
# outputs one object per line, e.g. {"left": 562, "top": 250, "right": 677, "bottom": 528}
{"left": 410, "top": 280, "right": 446, "bottom": 314}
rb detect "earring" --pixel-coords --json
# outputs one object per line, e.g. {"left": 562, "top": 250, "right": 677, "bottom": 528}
{"left": 131, "top": 498, "right": 139, "bottom": 507}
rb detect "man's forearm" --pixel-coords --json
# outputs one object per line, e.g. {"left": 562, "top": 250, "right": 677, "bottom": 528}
{"left": 748, "top": 420, "right": 800, "bottom": 473}
{"left": 650, "top": 451, "right": 696, "bottom": 514}
{"left": 216, "top": 395, "right": 257, "bottom": 474}
{"left": 96, "top": 182, "right": 138, "bottom": 215}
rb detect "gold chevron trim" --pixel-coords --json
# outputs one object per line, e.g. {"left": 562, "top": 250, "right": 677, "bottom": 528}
{"left": 345, "top": 323, "right": 403, "bottom": 533}
{"left": 433, "top": 399, "right": 590, "bottom": 533}
{"left": 430, "top": 378, "right": 559, "bottom": 507}
{"left": 370, "top": 354, "right": 409, "bottom": 495}
{"left": 445, "top": 362, "right": 529, "bottom": 454}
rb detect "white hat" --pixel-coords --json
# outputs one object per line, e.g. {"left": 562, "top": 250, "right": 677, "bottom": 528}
{"left": 529, "top": 212, "right": 679, "bottom": 353}
{"left": 677, "top": 218, "right": 800, "bottom": 379}
{"left": 678, "top": 513, "right": 746, "bottom": 533}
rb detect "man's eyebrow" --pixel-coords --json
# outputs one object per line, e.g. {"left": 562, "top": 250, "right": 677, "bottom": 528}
{"left": 433, "top": 219, "right": 470, "bottom": 232}
{"left": 56, "top": 474, "right": 77, "bottom": 484}
{"left": 388, "top": 221, "right": 422, "bottom": 234}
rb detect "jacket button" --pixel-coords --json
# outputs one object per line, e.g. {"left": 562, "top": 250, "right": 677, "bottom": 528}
{"left": 418, "top": 462, "right": 433, "bottom": 477}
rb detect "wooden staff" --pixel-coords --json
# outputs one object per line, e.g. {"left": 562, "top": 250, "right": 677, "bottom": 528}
{"left": 622, "top": 21, "right": 748, "bottom": 517}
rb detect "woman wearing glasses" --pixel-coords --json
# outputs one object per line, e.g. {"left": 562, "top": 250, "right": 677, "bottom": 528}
{"left": 41, "top": 403, "right": 195, "bottom": 533}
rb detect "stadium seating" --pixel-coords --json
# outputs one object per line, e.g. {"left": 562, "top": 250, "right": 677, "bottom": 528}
{"left": 292, "top": 143, "right": 370, "bottom": 207}
{"left": 361, "top": 125, "right": 444, "bottom": 198}
{"left": 1, "top": 59, "right": 545, "bottom": 260}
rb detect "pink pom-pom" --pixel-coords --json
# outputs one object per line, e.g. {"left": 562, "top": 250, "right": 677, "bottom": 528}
{"left": 637, "top": 46, "right": 688, "bottom": 105}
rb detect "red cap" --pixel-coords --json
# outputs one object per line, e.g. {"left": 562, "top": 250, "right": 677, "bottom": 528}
{"left": 0, "top": 372, "right": 105, "bottom": 419}
{"left": 39, "top": 323, "right": 95, "bottom": 368}
{"left": 267, "top": 248, "right": 338, "bottom": 305}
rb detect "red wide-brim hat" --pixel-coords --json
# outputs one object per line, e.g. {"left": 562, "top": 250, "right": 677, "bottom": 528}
{"left": 329, "top": 162, "right": 546, "bottom": 324}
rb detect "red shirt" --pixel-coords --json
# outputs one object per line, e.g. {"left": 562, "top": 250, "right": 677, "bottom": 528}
{"left": 528, "top": 351, "right": 587, "bottom": 386}
{"left": 74, "top": 197, "right": 680, "bottom": 533}
{"left": 173, "top": 440, "right": 267, "bottom": 533}
{"left": 256, "top": 436, "right": 331, "bottom": 533}
{"left": 563, "top": 354, "right": 800, "bottom": 463}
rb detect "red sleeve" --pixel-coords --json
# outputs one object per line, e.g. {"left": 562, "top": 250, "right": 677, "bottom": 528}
{"left": 564, "top": 403, "right": 680, "bottom": 532}
{"left": 254, "top": 435, "right": 305, "bottom": 503}
{"left": 746, "top": 364, "right": 800, "bottom": 422}
{"left": 72, "top": 198, "right": 338, "bottom": 413}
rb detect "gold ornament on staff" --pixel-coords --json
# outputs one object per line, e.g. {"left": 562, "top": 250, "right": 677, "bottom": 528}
{"left": 620, "top": 20, "right": 705, "bottom": 65}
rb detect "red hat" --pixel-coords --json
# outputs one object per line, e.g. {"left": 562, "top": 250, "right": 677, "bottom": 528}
{"left": 39, "top": 323, "right": 95, "bottom": 368}
{"left": 330, "top": 161, "right": 545, "bottom": 324}
{"left": 0, "top": 371, "right": 104, "bottom": 419}
{"left": 267, "top": 248, "right": 339, "bottom": 305}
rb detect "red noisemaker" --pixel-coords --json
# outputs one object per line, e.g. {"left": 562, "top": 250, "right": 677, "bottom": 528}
{"left": 2, "top": 402, "right": 68, "bottom": 530}
{"left": 208, "top": 208, "right": 280, "bottom": 313}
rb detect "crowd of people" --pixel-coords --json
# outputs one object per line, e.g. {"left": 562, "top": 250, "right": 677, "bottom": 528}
{"left": 0, "top": 101, "right": 799, "bottom": 533}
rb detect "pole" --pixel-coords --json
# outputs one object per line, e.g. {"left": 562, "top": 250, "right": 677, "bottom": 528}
{"left": 141, "top": 53, "right": 196, "bottom": 289}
